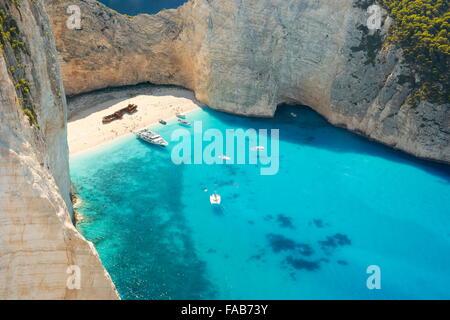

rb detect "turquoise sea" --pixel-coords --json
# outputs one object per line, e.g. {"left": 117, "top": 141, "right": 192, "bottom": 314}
{"left": 70, "top": 105, "right": 450, "bottom": 300}
{"left": 99, "top": 0, "right": 188, "bottom": 15}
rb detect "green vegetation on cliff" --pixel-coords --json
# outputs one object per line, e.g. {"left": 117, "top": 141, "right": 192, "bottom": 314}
{"left": 0, "top": 1, "right": 39, "bottom": 128}
{"left": 379, "top": 0, "right": 449, "bottom": 105}
{"left": 356, "top": 0, "right": 450, "bottom": 105}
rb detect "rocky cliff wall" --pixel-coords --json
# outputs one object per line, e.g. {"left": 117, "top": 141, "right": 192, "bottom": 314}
{"left": 45, "top": 0, "right": 449, "bottom": 164}
{"left": 0, "top": 0, "right": 118, "bottom": 299}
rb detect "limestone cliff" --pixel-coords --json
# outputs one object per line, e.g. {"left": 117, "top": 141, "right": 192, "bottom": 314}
{"left": 0, "top": 0, "right": 118, "bottom": 299}
{"left": 45, "top": 0, "right": 449, "bottom": 164}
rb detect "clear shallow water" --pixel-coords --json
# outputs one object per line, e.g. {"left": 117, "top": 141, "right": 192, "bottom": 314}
{"left": 70, "top": 106, "right": 450, "bottom": 300}
{"left": 99, "top": 0, "right": 189, "bottom": 15}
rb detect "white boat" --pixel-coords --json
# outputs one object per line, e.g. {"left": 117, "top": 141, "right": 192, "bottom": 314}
{"left": 210, "top": 193, "right": 221, "bottom": 205}
{"left": 218, "top": 155, "right": 231, "bottom": 161}
{"left": 176, "top": 113, "right": 186, "bottom": 119}
{"left": 251, "top": 146, "right": 265, "bottom": 151}
{"left": 291, "top": 112, "right": 298, "bottom": 118}
{"left": 178, "top": 119, "right": 191, "bottom": 126}
{"left": 135, "top": 129, "right": 169, "bottom": 147}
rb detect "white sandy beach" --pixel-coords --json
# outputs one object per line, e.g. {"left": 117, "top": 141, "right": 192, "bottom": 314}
{"left": 67, "top": 84, "right": 203, "bottom": 155}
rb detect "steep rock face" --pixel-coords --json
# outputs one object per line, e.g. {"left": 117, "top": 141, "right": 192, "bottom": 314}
{"left": 0, "top": 0, "right": 118, "bottom": 299}
{"left": 45, "top": 0, "right": 449, "bottom": 163}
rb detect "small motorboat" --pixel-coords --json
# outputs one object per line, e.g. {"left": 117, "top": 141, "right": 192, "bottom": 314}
{"left": 291, "top": 112, "right": 297, "bottom": 118}
{"left": 251, "top": 146, "right": 265, "bottom": 151}
{"left": 159, "top": 119, "right": 167, "bottom": 125}
{"left": 176, "top": 113, "right": 186, "bottom": 119}
{"left": 135, "top": 128, "right": 169, "bottom": 147}
{"left": 218, "top": 155, "right": 231, "bottom": 161}
{"left": 178, "top": 119, "right": 191, "bottom": 126}
{"left": 210, "top": 193, "right": 221, "bottom": 205}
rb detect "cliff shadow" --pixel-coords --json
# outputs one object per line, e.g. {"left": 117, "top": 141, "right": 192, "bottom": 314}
{"left": 208, "top": 103, "right": 450, "bottom": 184}
{"left": 70, "top": 136, "right": 217, "bottom": 299}
{"left": 67, "top": 83, "right": 204, "bottom": 121}
{"left": 98, "top": 0, "right": 189, "bottom": 15}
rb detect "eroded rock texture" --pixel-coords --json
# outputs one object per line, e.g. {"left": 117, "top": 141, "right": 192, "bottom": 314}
{"left": 0, "top": 0, "right": 118, "bottom": 299}
{"left": 45, "top": 0, "right": 449, "bottom": 163}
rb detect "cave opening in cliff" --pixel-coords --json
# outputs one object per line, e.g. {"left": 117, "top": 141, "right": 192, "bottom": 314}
{"left": 273, "top": 101, "right": 403, "bottom": 160}
{"left": 98, "top": 0, "right": 189, "bottom": 16}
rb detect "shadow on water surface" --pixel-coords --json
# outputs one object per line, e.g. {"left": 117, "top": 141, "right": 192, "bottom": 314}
{"left": 98, "top": 0, "right": 189, "bottom": 15}
{"left": 75, "top": 149, "right": 216, "bottom": 299}
{"left": 209, "top": 104, "right": 450, "bottom": 183}
{"left": 71, "top": 98, "right": 450, "bottom": 299}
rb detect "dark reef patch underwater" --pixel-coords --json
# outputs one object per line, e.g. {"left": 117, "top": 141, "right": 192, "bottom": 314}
{"left": 71, "top": 105, "right": 450, "bottom": 299}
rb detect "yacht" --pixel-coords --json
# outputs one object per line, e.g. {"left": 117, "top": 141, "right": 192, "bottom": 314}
{"left": 135, "top": 129, "right": 169, "bottom": 147}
